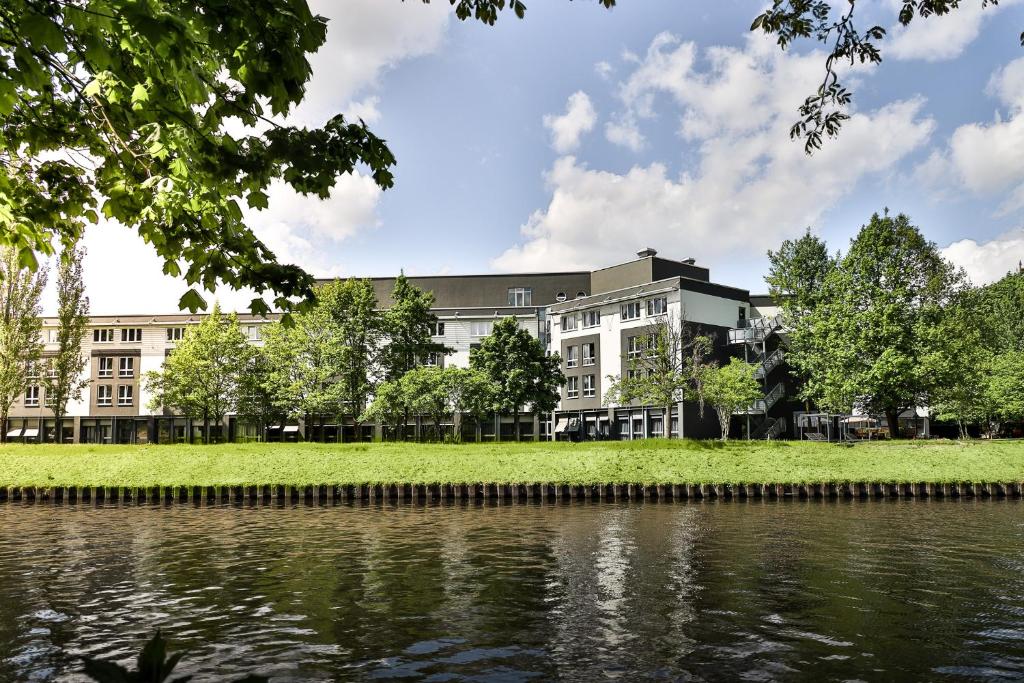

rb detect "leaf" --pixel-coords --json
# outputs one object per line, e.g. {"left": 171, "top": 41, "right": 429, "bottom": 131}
{"left": 20, "top": 13, "right": 66, "bottom": 52}
{"left": 246, "top": 190, "right": 269, "bottom": 210}
{"left": 131, "top": 83, "right": 149, "bottom": 104}
{"left": 83, "top": 78, "right": 103, "bottom": 98}
{"left": 178, "top": 288, "right": 207, "bottom": 313}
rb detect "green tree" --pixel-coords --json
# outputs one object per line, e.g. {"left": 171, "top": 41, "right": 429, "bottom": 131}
{"left": 470, "top": 316, "right": 563, "bottom": 441}
{"left": 751, "top": 1, "right": 1023, "bottom": 152}
{"left": 144, "top": 303, "right": 250, "bottom": 443}
{"left": 788, "top": 211, "right": 966, "bottom": 437}
{"left": 973, "top": 271, "right": 1024, "bottom": 354}
{"left": 359, "top": 379, "right": 408, "bottom": 441}
{"left": 41, "top": 243, "right": 90, "bottom": 443}
{"left": 603, "top": 314, "right": 715, "bottom": 438}
{"left": 765, "top": 228, "right": 836, "bottom": 319}
{"left": 234, "top": 345, "right": 283, "bottom": 442}
{"left": 0, "top": 246, "right": 46, "bottom": 442}
{"left": 441, "top": 366, "right": 497, "bottom": 442}
{"left": 320, "top": 278, "right": 383, "bottom": 436}
{"left": 381, "top": 273, "right": 449, "bottom": 381}
{"left": 260, "top": 303, "right": 346, "bottom": 438}
{"left": 987, "top": 351, "right": 1024, "bottom": 429}
{"left": 401, "top": 366, "right": 450, "bottom": 441}
{"left": 703, "top": 358, "right": 762, "bottom": 441}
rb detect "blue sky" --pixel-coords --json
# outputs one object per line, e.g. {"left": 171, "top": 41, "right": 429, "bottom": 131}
{"left": 68, "top": 0, "right": 1024, "bottom": 313}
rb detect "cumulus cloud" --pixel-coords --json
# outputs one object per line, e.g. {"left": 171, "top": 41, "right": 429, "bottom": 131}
{"left": 916, "top": 57, "right": 1024, "bottom": 213}
{"left": 604, "top": 116, "right": 645, "bottom": 152}
{"left": 887, "top": 0, "right": 1019, "bottom": 62}
{"left": 942, "top": 230, "right": 1024, "bottom": 285}
{"left": 494, "top": 34, "right": 934, "bottom": 273}
{"left": 595, "top": 61, "right": 614, "bottom": 80}
{"left": 543, "top": 91, "right": 598, "bottom": 153}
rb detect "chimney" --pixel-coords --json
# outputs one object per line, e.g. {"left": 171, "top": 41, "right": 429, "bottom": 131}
{"left": 637, "top": 247, "right": 658, "bottom": 258}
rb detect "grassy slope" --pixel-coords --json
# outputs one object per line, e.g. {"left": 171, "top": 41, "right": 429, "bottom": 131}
{"left": 0, "top": 440, "right": 1022, "bottom": 487}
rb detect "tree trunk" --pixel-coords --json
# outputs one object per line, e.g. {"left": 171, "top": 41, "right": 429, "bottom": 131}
{"left": 0, "top": 411, "right": 7, "bottom": 444}
{"left": 514, "top": 409, "right": 520, "bottom": 442}
{"left": 54, "top": 410, "right": 64, "bottom": 444}
{"left": 885, "top": 409, "right": 901, "bottom": 439}
{"left": 665, "top": 405, "right": 673, "bottom": 439}
{"left": 203, "top": 413, "right": 210, "bottom": 444}
{"left": 718, "top": 407, "right": 730, "bottom": 441}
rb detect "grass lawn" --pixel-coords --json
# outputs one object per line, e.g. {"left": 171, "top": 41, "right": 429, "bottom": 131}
{"left": 0, "top": 439, "right": 1023, "bottom": 488}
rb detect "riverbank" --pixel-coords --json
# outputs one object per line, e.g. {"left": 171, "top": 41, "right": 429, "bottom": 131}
{"left": 0, "top": 439, "right": 1022, "bottom": 488}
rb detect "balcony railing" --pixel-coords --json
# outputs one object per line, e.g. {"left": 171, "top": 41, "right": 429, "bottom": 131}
{"left": 754, "top": 348, "right": 785, "bottom": 380}
{"left": 728, "top": 313, "right": 784, "bottom": 345}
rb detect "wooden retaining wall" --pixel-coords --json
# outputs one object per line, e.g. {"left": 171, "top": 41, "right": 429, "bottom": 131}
{"left": 0, "top": 481, "right": 1022, "bottom": 505}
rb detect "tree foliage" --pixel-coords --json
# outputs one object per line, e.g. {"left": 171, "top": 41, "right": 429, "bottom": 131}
{"left": 786, "top": 211, "right": 966, "bottom": 437}
{"left": 751, "top": 0, "right": 1022, "bottom": 153}
{"left": 0, "top": 245, "right": 46, "bottom": 442}
{"left": 603, "top": 312, "right": 715, "bottom": 437}
{"left": 766, "top": 228, "right": 836, "bottom": 320}
{"left": 702, "top": 358, "right": 762, "bottom": 440}
{"left": 42, "top": 242, "right": 90, "bottom": 441}
{"left": 380, "top": 273, "right": 449, "bottom": 382}
{"left": 470, "top": 316, "right": 563, "bottom": 440}
{"left": 320, "top": 277, "right": 383, "bottom": 420}
{"left": 144, "top": 303, "right": 251, "bottom": 441}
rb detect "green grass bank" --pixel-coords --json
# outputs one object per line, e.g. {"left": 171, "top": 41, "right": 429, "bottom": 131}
{"left": 0, "top": 439, "right": 1022, "bottom": 488}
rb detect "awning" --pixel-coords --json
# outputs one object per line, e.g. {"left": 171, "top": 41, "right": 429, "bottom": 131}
{"left": 282, "top": 425, "right": 300, "bottom": 433}
{"left": 5, "top": 428, "right": 22, "bottom": 438}
{"left": 22, "top": 428, "right": 39, "bottom": 437}
{"left": 841, "top": 416, "right": 877, "bottom": 425}
{"left": 554, "top": 418, "right": 569, "bottom": 433}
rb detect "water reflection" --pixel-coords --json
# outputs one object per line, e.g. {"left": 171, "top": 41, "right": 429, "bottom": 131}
{"left": 0, "top": 501, "right": 1021, "bottom": 681}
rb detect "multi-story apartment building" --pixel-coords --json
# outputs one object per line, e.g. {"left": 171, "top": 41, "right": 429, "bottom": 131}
{"left": 6, "top": 249, "right": 797, "bottom": 443}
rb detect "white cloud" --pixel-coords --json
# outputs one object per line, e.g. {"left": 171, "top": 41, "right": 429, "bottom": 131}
{"left": 604, "top": 116, "right": 645, "bottom": 152}
{"left": 342, "top": 96, "right": 382, "bottom": 125}
{"left": 494, "top": 34, "right": 934, "bottom": 273}
{"left": 543, "top": 91, "right": 598, "bottom": 154}
{"left": 916, "top": 57, "right": 1024, "bottom": 213}
{"left": 595, "top": 61, "right": 614, "bottom": 80}
{"left": 942, "top": 230, "right": 1024, "bottom": 285}
{"left": 887, "top": 0, "right": 1019, "bottom": 62}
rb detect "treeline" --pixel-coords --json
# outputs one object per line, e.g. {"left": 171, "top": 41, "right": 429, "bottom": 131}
{"left": 768, "top": 210, "right": 1024, "bottom": 438}
{"left": 145, "top": 276, "right": 563, "bottom": 442}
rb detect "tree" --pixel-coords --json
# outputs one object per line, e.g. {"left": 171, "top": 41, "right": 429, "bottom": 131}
{"left": 766, "top": 229, "right": 836, "bottom": 319}
{"left": 703, "top": 359, "right": 763, "bottom": 440}
{"left": 0, "top": 246, "right": 47, "bottom": 442}
{"left": 359, "top": 379, "right": 408, "bottom": 441}
{"left": 380, "top": 274, "right": 449, "bottom": 381}
{"left": 144, "top": 304, "right": 250, "bottom": 443}
{"left": 41, "top": 243, "right": 90, "bottom": 443}
{"left": 751, "top": 1, "right": 1023, "bottom": 153}
{"left": 787, "top": 211, "right": 966, "bottom": 437}
{"left": 987, "top": 351, "right": 1024, "bottom": 429}
{"left": 320, "top": 278, "right": 383, "bottom": 438}
{"left": 401, "top": 366, "right": 450, "bottom": 441}
{"left": 603, "top": 313, "right": 715, "bottom": 438}
{"left": 441, "top": 367, "right": 497, "bottom": 442}
{"left": 234, "top": 346, "right": 283, "bottom": 442}
{"left": 260, "top": 303, "right": 347, "bottom": 438}
{"left": 973, "top": 271, "right": 1024, "bottom": 355}
{"left": 469, "top": 316, "right": 564, "bottom": 440}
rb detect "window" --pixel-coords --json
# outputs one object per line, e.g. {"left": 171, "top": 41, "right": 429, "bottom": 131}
{"left": 738, "top": 306, "right": 747, "bottom": 322}
{"left": 98, "top": 357, "right": 113, "bottom": 378}
{"left": 166, "top": 327, "right": 185, "bottom": 341}
{"left": 647, "top": 297, "right": 668, "bottom": 316}
{"left": 620, "top": 302, "right": 641, "bottom": 321}
{"left": 117, "top": 385, "right": 133, "bottom": 406}
{"left": 429, "top": 322, "right": 445, "bottom": 336}
{"left": 582, "top": 342, "right": 595, "bottom": 366}
{"left": 582, "top": 310, "right": 600, "bottom": 328}
{"left": 46, "top": 361, "right": 56, "bottom": 378}
{"left": 627, "top": 368, "right": 640, "bottom": 380}
{"left": 583, "top": 374, "right": 596, "bottom": 398}
{"left": 122, "top": 328, "right": 142, "bottom": 342}
{"left": 566, "top": 376, "right": 579, "bottom": 399}
{"left": 470, "top": 321, "right": 493, "bottom": 337}
{"left": 26, "top": 360, "right": 39, "bottom": 378}
{"left": 119, "top": 357, "right": 134, "bottom": 378}
{"left": 507, "top": 287, "right": 533, "bottom": 307}
{"left": 93, "top": 329, "right": 114, "bottom": 343}
{"left": 246, "top": 325, "right": 261, "bottom": 341}
{"left": 97, "top": 384, "right": 112, "bottom": 406}
{"left": 424, "top": 352, "right": 439, "bottom": 367}
{"left": 555, "top": 292, "right": 567, "bottom": 302}
{"left": 46, "top": 329, "right": 58, "bottom": 343}
{"left": 576, "top": 291, "right": 587, "bottom": 298}
{"left": 24, "top": 386, "right": 39, "bottom": 407}
{"left": 561, "top": 314, "right": 577, "bottom": 331}
{"left": 626, "top": 336, "right": 647, "bottom": 359}
{"left": 565, "top": 345, "right": 578, "bottom": 368}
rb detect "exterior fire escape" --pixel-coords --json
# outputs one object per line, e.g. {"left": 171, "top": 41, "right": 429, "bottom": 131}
{"left": 728, "top": 313, "right": 787, "bottom": 439}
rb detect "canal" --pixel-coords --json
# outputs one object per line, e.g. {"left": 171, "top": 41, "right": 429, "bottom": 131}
{"left": 0, "top": 500, "right": 1021, "bottom": 680}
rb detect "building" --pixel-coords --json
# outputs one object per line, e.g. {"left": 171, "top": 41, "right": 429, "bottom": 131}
{"left": 6, "top": 250, "right": 796, "bottom": 443}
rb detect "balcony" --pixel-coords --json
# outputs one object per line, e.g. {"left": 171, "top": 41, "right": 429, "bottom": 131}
{"left": 754, "top": 348, "right": 785, "bottom": 380}
{"left": 728, "top": 313, "right": 784, "bottom": 345}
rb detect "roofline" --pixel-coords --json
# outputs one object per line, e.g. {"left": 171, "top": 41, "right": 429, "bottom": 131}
{"left": 315, "top": 270, "right": 591, "bottom": 282}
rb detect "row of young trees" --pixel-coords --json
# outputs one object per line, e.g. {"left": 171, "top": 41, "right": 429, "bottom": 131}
{"left": 766, "top": 210, "right": 1024, "bottom": 438}
{"left": 146, "top": 280, "right": 564, "bottom": 442}
{"left": 0, "top": 244, "right": 90, "bottom": 443}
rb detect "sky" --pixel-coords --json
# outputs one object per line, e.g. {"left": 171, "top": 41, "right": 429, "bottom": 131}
{"left": 46, "top": 0, "right": 1024, "bottom": 314}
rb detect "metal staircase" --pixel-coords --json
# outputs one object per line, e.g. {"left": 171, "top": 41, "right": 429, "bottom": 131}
{"left": 750, "top": 416, "right": 787, "bottom": 440}
{"left": 729, "top": 314, "right": 788, "bottom": 435}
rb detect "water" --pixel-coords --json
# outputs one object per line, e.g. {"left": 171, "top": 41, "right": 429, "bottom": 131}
{"left": 0, "top": 501, "right": 1022, "bottom": 681}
